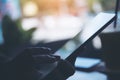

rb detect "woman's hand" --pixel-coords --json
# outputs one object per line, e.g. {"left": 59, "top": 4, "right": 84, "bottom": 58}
{"left": 25, "top": 47, "right": 60, "bottom": 64}
{"left": 11, "top": 47, "right": 75, "bottom": 80}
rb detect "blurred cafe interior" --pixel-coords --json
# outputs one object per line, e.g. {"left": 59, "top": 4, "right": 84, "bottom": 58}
{"left": 0, "top": 0, "right": 120, "bottom": 80}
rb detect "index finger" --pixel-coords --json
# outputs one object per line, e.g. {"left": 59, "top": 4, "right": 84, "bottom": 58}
{"left": 24, "top": 47, "right": 52, "bottom": 55}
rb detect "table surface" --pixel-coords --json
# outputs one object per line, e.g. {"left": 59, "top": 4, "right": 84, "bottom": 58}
{"left": 67, "top": 70, "right": 107, "bottom": 80}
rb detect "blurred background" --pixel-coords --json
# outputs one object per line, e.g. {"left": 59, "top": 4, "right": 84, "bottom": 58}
{"left": 0, "top": 1, "right": 119, "bottom": 80}
{"left": 0, "top": 0, "right": 118, "bottom": 57}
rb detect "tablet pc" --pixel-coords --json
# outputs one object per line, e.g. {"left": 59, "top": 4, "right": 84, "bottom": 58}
{"left": 40, "top": 12, "right": 115, "bottom": 80}
{"left": 54, "top": 12, "right": 115, "bottom": 61}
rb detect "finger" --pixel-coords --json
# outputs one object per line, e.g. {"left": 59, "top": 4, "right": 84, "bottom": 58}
{"left": 24, "top": 47, "right": 52, "bottom": 55}
{"left": 33, "top": 55, "right": 60, "bottom": 64}
{"left": 57, "top": 59, "right": 75, "bottom": 78}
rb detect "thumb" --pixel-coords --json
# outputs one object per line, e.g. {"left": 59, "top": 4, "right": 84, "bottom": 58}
{"left": 57, "top": 59, "right": 75, "bottom": 79}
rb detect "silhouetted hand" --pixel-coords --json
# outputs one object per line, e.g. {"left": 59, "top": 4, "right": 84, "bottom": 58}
{"left": 9, "top": 47, "right": 60, "bottom": 80}
{"left": 26, "top": 47, "right": 60, "bottom": 64}
{"left": 8, "top": 47, "right": 75, "bottom": 80}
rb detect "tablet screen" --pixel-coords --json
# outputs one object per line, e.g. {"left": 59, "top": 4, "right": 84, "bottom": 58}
{"left": 54, "top": 12, "right": 115, "bottom": 59}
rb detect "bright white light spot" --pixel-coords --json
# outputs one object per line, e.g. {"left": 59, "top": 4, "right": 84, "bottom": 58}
{"left": 23, "top": 1, "right": 38, "bottom": 17}
{"left": 93, "top": 36, "right": 102, "bottom": 49}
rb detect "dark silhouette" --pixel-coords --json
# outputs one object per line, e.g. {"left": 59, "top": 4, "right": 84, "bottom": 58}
{"left": 0, "top": 47, "right": 75, "bottom": 80}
